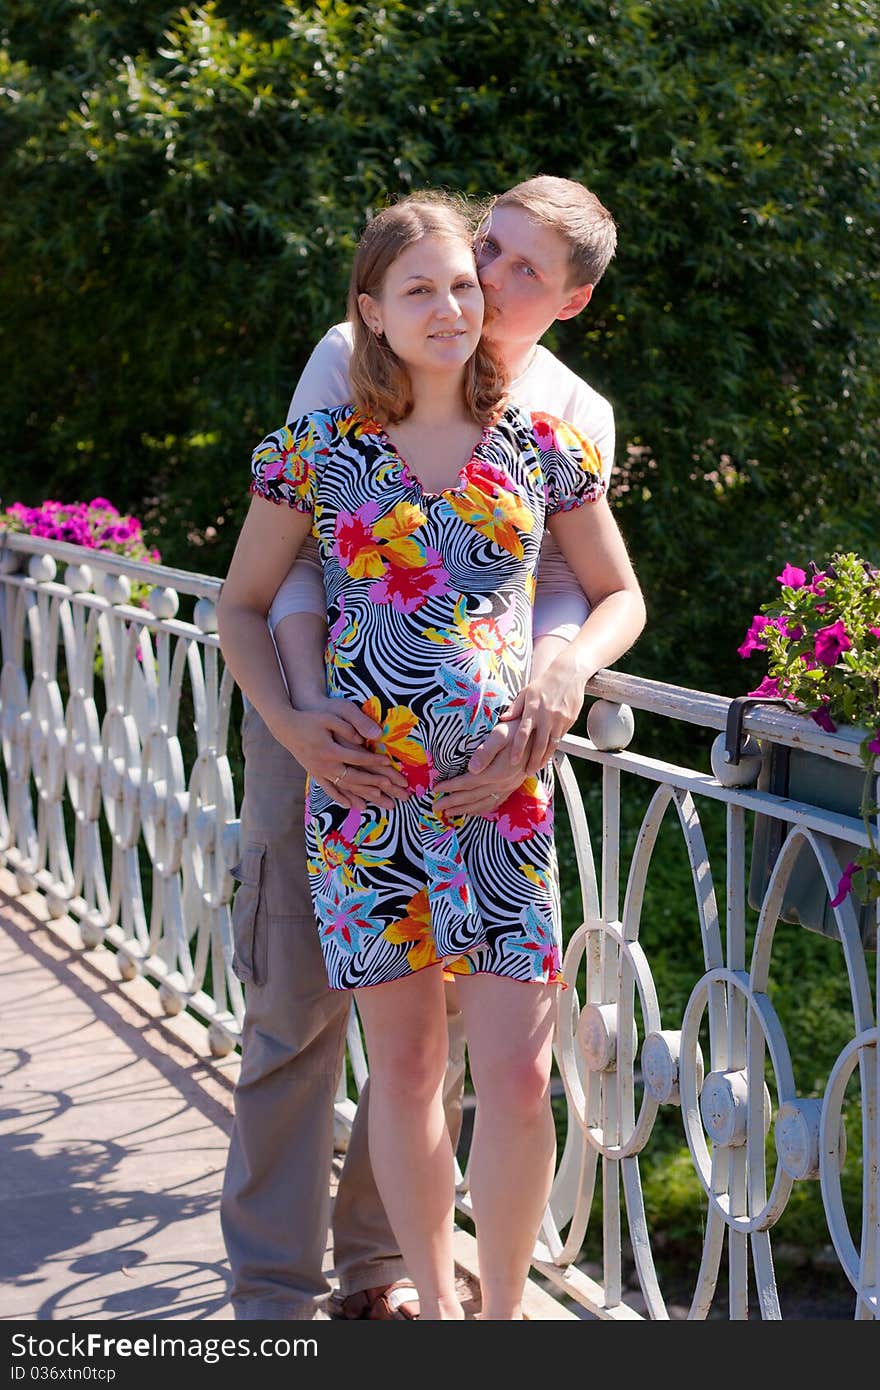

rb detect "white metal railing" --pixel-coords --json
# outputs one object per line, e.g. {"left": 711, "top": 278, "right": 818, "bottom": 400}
{"left": 1, "top": 532, "right": 877, "bottom": 1320}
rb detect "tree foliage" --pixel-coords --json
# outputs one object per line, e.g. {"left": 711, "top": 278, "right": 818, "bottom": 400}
{"left": 2, "top": 0, "right": 878, "bottom": 692}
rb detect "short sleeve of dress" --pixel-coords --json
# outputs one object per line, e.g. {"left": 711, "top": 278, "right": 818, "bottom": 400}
{"left": 530, "top": 411, "right": 606, "bottom": 516}
{"left": 250, "top": 413, "right": 325, "bottom": 512}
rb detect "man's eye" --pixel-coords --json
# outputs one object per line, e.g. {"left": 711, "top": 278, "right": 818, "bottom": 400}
{"left": 519, "top": 264, "right": 537, "bottom": 279}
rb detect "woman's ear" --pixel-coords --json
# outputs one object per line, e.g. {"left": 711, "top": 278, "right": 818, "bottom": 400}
{"left": 358, "top": 291, "right": 383, "bottom": 337}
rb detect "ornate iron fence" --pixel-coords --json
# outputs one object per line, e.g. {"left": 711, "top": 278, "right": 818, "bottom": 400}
{"left": 1, "top": 533, "right": 876, "bottom": 1320}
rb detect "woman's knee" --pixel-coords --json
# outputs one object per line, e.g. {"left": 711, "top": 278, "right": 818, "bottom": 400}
{"left": 474, "top": 1050, "right": 554, "bottom": 1123}
{"left": 367, "top": 1031, "right": 449, "bottom": 1105}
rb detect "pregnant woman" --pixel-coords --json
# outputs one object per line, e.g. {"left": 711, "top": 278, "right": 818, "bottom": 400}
{"left": 218, "top": 192, "right": 645, "bottom": 1319}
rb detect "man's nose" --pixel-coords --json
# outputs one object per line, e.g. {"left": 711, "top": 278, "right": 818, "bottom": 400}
{"left": 478, "top": 257, "right": 503, "bottom": 291}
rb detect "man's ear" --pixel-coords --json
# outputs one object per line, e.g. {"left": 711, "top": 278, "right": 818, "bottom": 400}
{"left": 556, "top": 283, "right": 594, "bottom": 322}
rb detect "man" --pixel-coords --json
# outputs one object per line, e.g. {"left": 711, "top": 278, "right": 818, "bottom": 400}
{"left": 221, "top": 175, "right": 618, "bottom": 1321}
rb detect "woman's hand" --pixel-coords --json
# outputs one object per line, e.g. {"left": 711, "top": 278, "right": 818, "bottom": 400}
{"left": 502, "top": 654, "right": 588, "bottom": 775}
{"left": 434, "top": 659, "right": 588, "bottom": 817}
{"left": 433, "top": 719, "right": 529, "bottom": 818}
{"left": 270, "top": 699, "right": 409, "bottom": 813}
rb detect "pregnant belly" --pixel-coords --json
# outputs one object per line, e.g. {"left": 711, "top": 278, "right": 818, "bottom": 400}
{"left": 328, "top": 651, "right": 520, "bottom": 793}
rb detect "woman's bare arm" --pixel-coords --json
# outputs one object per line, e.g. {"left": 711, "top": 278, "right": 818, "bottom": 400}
{"left": 504, "top": 496, "right": 645, "bottom": 772}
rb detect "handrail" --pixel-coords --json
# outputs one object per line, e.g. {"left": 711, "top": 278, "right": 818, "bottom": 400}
{"left": 1, "top": 532, "right": 876, "bottom": 1321}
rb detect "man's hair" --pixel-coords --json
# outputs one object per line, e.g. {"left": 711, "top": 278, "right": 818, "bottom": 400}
{"left": 347, "top": 191, "right": 507, "bottom": 426}
{"left": 494, "top": 175, "right": 617, "bottom": 287}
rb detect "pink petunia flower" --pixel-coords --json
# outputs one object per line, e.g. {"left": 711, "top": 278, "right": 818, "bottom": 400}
{"left": 868, "top": 729, "right": 880, "bottom": 756}
{"left": 810, "top": 702, "right": 837, "bottom": 733}
{"left": 737, "top": 614, "right": 770, "bottom": 658}
{"left": 747, "top": 675, "right": 783, "bottom": 698}
{"left": 830, "top": 861, "right": 859, "bottom": 909}
{"left": 813, "top": 620, "right": 852, "bottom": 668}
{"left": 776, "top": 563, "right": 806, "bottom": 589}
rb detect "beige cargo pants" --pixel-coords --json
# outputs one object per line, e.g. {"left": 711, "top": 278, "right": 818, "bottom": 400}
{"left": 221, "top": 704, "right": 467, "bottom": 1319}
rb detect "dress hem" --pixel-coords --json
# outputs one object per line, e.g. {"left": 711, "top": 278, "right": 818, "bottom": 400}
{"left": 328, "top": 953, "right": 566, "bottom": 993}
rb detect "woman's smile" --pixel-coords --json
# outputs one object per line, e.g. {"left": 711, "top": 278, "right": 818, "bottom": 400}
{"left": 358, "top": 234, "right": 485, "bottom": 375}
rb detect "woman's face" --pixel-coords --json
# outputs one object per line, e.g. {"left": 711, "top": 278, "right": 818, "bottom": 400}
{"left": 359, "top": 234, "right": 484, "bottom": 379}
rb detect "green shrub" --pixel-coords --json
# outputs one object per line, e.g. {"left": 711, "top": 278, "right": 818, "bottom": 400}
{"left": 2, "top": 1, "right": 877, "bottom": 1298}
{"left": 2, "top": 0, "right": 877, "bottom": 698}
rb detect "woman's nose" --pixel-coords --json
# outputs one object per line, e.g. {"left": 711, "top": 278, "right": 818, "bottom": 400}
{"left": 436, "top": 292, "right": 461, "bottom": 318}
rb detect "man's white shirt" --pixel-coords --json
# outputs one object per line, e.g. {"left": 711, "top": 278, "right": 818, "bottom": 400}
{"left": 268, "top": 322, "right": 615, "bottom": 641}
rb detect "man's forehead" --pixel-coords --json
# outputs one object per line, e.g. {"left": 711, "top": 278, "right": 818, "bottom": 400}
{"left": 480, "top": 204, "right": 569, "bottom": 272}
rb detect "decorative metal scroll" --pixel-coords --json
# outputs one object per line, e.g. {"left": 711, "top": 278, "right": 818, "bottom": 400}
{"left": 1, "top": 535, "right": 877, "bottom": 1319}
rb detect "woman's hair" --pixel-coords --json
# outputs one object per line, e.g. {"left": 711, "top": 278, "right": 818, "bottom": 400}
{"left": 347, "top": 191, "right": 507, "bottom": 426}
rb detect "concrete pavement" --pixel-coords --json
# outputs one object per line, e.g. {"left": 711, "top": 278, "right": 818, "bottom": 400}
{"left": 0, "top": 883, "right": 242, "bottom": 1320}
{"left": 0, "top": 875, "right": 575, "bottom": 1323}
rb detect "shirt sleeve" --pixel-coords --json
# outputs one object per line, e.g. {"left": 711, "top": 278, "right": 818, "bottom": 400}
{"left": 531, "top": 412, "right": 606, "bottom": 515}
{"left": 287, "top": 324, "right": 353, "bottom": 419}
{"left": 250, "top": 416, "right": 322, "bottom": 512}
{"left": 587, "top": 398, "right": 615, "bottom": 487}
{"left": 267, "top": 534, "right": 325, "bottom": 630}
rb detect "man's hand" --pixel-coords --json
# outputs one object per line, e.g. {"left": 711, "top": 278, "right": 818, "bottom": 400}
{"left": 270, "top": 699, "right": 409, "bottom": 813}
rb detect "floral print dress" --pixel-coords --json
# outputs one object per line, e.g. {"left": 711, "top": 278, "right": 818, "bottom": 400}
{"left": 250, "top": 402, "right": 605, "bottom": 991}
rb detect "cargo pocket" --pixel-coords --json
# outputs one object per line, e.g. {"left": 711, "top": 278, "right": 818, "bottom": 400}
{"left": 230, "top": 842, "right": 266, "bottom": 984}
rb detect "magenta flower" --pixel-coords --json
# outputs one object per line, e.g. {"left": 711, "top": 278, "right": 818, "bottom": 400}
{"left": 737, "top": 614, "right": 770, "bottom": 658}
{"left": 813, "top": 620, "right": 852, "bottom": 668}
{"left": 748, "top": 675, "right": 783, "bottom": 698}
{"left": 776, "top": 563, "right": 806, "bottom": 589}
{"left": 869, "top": 627, "right": 880, "bottom": 641}
{"left": 810, "top": 703, "right": 837, "bottom": 733}
{"left": 771, "top": 615, "right": 803, "bottom": 640}
{"left": 0, "top": 496, "right": 160, "bottom": 577}
{"left": 830, "top": 862, "right": 859, "bottom": 909}
{"left": 868, "top": 730, "right": 880, "bottom": 755}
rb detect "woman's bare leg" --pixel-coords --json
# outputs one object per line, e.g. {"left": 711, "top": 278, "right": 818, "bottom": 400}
{"left": 354, "top": 968, "right": 464, "bottom": 1320}
{"left": 455, "top": 973, "right": 557, "bottom": 1320}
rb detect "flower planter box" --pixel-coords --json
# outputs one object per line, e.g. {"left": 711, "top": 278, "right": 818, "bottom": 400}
{"left": 748, "top": 740, "right": 877, "bottom": 951}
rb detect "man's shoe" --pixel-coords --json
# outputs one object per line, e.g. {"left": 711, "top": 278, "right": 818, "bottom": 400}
{"left": 339, "top": 1281, "right": 420, "bottom": 1320}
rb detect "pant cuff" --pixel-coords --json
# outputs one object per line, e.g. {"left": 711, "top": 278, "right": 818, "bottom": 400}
{"left": 336, "top": 1259, "right": 409, "bottom": 1298}
{"left": 233, "top": 1296, "right": 331, "bottom": 1321}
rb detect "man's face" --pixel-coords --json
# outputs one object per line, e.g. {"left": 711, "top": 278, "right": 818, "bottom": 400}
{"left": 475, "top": 204, "right": 593, "bottom": 355}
